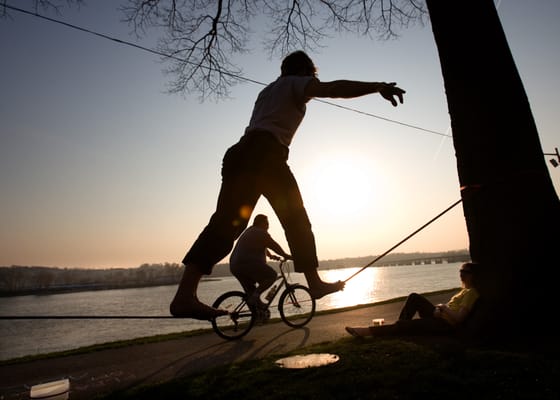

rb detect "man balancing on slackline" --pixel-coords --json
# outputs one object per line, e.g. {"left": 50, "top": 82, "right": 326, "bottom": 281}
{"left": 170, "top": 50, "right": 406, "bottom": 320}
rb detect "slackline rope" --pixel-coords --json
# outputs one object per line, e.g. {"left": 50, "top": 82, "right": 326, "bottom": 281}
{"left": 343, "top": 198, "right": 463, "bottom": 283}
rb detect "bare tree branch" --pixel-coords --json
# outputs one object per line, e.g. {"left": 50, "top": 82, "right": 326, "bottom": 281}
{"left": 121, "top": 0, "right": 256, "bottom": 100}
{"left": 1, "top": 0, "right": 84, "bottom": 18}
{"left": 3, "top": 0, "right": 427, "bottom": 99}
{"left": 262, "top": 0, "right": 427, "bottom": 56}
{"left": 119, "top": 0, "right": 426, "bottom": 99}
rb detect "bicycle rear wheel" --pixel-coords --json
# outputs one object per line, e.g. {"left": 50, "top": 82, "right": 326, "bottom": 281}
{"left": 211, "top": 291, "right": 255, "bottom": 340}
{"left": 278, "top": 285, "right": 315, "bottom": 328}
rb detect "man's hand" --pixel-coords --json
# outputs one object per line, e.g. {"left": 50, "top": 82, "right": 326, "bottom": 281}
{"left": 379, "top": 82, "right": 405, "bottom": 107}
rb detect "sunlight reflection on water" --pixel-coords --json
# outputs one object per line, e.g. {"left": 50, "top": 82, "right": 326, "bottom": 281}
{"left": 317, "top": 263, "right": 460, "bottom": 311}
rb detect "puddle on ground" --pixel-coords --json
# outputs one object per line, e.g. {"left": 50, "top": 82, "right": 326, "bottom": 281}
{"left": 275, "top": 353, "right": 339, "bottom": 369}
{"left": 30, "top": 378, "right": 69, "bottom": 400}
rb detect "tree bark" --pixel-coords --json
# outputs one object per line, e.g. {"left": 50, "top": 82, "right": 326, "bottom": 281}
{"left": 426, "top": 0, "right": 560, "bottom": 343}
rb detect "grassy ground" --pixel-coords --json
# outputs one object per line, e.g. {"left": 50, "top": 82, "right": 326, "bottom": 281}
{"left": 99, "top": 334, "right": 559, "bottom": 400}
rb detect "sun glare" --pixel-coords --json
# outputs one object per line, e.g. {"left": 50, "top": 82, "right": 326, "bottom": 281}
{"left": 319, "top": 267, "right": 381, "bottom": 309}
{"left": 304, "top": 156, "right": 377, "bottom": 222}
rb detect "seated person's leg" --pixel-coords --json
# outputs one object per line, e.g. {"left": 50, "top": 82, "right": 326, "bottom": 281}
{"left": 398, "top": 293, "right": 435, "bottom": 320}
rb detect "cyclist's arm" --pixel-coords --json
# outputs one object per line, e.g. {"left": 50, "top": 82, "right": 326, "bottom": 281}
{"left": 265, "top": 237, "right": 291, "bottom": 260}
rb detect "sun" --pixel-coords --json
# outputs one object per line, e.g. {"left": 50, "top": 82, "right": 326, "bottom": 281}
{"left": 303, "top": 156, "right": 377, "bottom": 222}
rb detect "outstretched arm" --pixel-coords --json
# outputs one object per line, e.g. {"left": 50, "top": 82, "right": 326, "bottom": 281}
{"left": 304, "top": 78, "right": 405, "bottom": 106}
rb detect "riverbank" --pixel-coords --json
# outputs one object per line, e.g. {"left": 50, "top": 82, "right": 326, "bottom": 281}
{"left": 0, "top": 250, "right": 470, "bottom": 297}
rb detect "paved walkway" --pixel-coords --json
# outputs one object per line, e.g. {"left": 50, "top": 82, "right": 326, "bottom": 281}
{"left": 0, "top": 292, "right": 453, "bottom": 400}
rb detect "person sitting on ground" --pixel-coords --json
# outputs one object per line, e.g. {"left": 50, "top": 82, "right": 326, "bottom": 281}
{"left": 229, "top": 214, "right": 292, "bottom": 311}
{"left": 345, "top": 262, "right": 480, "bottom": 337}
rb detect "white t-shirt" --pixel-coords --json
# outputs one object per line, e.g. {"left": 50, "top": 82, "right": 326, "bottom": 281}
{"left": 244, "top": 75, "right": 315, "bottom": 147}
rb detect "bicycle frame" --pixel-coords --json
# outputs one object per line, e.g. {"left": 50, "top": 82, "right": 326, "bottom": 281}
{"left": 262, "top": 259, "right": 294, "bottom": 306}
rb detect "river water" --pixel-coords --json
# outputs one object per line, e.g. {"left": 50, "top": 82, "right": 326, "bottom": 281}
{"left": 0, "top": 262, "right": 463, "bottom": 361}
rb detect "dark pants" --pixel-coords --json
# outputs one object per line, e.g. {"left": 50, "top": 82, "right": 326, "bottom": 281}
{"left": 399, "top": 292, "right": 437, "bottom": 320}
{"left": 230, "top": 261, "right": 277, "bottom": 297}
{"left": 183, "top": 132, "right": 318, "bottom": 275}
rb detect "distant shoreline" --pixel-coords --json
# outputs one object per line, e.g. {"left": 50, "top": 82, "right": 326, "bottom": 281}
{"left": 0, "top": 250, "right": 470, "bottom": 297}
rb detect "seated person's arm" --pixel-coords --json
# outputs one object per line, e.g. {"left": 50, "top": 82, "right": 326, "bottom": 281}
{"left": 438, "top": 304, "right": 470, "bottom": 325}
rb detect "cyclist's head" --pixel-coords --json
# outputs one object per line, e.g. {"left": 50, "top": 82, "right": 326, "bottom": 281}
{"left": 253, "top": 214, "right": 269, "bottom": 229}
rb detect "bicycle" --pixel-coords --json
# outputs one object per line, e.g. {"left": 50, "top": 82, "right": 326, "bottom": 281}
{"left": 211, "top": 259, "right": 316, "bottom": 340}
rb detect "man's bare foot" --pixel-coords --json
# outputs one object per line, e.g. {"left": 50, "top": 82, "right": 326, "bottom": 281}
{"left": 170, "top": 298, "right": 227, "bottom": 320}
{"left": 309, "top": 280, "right": 345, "bottom": 299}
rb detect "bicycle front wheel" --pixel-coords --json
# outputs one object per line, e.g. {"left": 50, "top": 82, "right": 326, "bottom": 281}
{"left": 278, "top": 284, "right": 315, "bottom": 328}
{"left": 211, "top": 291, "right": 254, "bottom": 340}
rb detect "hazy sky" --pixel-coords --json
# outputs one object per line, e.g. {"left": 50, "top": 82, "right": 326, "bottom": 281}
{"left": 1, "top": 1, "right": 559, "bottom": 269}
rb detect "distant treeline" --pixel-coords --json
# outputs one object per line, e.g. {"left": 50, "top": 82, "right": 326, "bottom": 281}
{"left": 0, "top": 250, "right": 469, "bottom": 296}
{"left": 0, "top": 263, "right": 184, "bottom": 297}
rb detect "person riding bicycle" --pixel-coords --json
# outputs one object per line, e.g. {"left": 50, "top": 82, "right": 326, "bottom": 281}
{"left": 229, "top": 214, "right": 292, "bottom": 314}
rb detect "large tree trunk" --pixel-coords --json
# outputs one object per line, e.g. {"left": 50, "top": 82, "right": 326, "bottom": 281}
{"left": 426, "top": 0, "right": 560, "bottom": 344}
